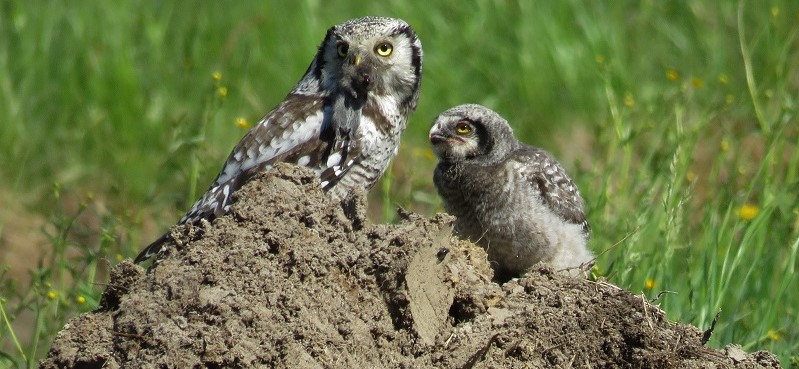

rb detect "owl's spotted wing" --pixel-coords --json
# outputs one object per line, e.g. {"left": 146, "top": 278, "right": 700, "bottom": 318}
{"left": 180, "top": 95, "right": 326, "bottom": 221}
{"left": 514, "top": 146, "right": 590, "bottom": 235}
{"left": 134, "top": 93, "right": 359, "bottom": 263}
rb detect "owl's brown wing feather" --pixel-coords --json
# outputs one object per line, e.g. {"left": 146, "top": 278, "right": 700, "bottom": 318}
{"left": 134, "top": 94, "right": 353, "bottom": 263}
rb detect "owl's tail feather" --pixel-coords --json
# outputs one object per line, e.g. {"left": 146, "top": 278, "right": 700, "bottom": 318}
{"left": 134, "top": 232, "right": 171, "bottom": 264}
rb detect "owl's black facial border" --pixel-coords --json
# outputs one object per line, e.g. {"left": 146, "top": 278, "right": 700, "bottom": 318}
{"left": 476, "top": 124, "right": 493, "bottom": 157}
{"left": 394, "top": 26, "right": 422, "bottom": 110}
{"left": 336, "top": 41, "right": 349, "bottom": 58}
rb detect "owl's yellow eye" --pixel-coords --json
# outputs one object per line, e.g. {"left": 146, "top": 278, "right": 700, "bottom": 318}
{"left": 455, "top": 122, "right": 472, "bottom": 135}
{"left": 336, "top": 43, "right": 349, "bottom": 57}
{"left": 375, "top": 42, "right": 393, "bottom": 57}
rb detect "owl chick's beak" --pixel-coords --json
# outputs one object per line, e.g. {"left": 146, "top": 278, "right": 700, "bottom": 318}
{"left": 429, "top": 125, "right": 447, "bottom": 144}
{"left": 429, "top": 133, "right": 447, "bottom": 144}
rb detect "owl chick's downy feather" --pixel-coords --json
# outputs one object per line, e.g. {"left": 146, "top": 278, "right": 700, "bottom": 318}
{"left": 430, "top": 104, "right": 591, "bottom": 279}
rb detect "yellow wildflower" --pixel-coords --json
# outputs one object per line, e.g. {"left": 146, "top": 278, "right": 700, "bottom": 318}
{"left": 594, "top": 55, "right": 605, "bottom": 65}
{"left": 623, "top": 93, "right": 635, "bottom": 107}
{"left": 666, "top": 69, "right": 680, "bottom": 81}
{"left": 767, "top": 329, "right": 781, "bottom": 341}
{"left": 53, "top": 182, "right": 61, "bottom": 200}
{"left": 691, "top": 77, "right": 704, "bottom": 89}
{"left": 235, "top": 117, "right": 252, "bottom": 129}
{"left": 725, "top": 94, "right": 734, "bottom": 105}
{"left": 76, "top": 295, "right": 86, "bottom": 304}
{"left": 736, "top": 204, "right": 759, "bottom": 221}
{"left": 720, "top": 139, "right": 729, "bottom": 152}
{"left": 413, "top": 147, "right": 435, "bottom": 160}
{"left": 115, "top": 253, "right": 123, "bottom": 262}
{"left": 685, "top": 171, "right": 696, "bottom": 182}
{"left": 738, "top": 165, "right": 748, "bottom": 175}
{"left": 47, "top": 290, "right": 58, "bottom": 300}
{"left": 770, "top": 6, "right": 779, "bottom": 18}
{"left": 718, "top": 74, "right": 729, "bottom": 85}
{"left": 644, "top": 279, "right": 655, "bottom": 290}
{"left": 217, "top": 87, "right": 228, "bottom": 97}
{"left": 212, "top": 71, "right": 222, "bottom": 81}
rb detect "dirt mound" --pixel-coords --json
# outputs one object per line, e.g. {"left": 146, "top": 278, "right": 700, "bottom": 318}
{"left": 41, "top": 164, "right": 782, "bottom": 368}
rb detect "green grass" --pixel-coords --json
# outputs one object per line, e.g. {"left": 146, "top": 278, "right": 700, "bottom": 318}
{"left": 1, "top": 1, "right": 798, "bottom": 367}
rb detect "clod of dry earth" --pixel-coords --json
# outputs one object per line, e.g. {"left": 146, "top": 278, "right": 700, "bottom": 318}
{"left": 41, "top": 164, "right": 783, "bottom": 368}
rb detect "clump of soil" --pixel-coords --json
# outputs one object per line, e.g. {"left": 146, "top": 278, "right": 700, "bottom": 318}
{"left": 41, "top": 164, "right": 782, "bottom": 368}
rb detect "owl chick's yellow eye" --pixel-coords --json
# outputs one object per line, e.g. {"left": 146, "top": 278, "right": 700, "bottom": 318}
{"left": 375, "top": 42, "right": 393, "bottom": 57}
{"left": 336, "top": 43, "right": 349, "bottom": 57}
{"left": 455, "top": 122, "right": 472, "bottom": 135}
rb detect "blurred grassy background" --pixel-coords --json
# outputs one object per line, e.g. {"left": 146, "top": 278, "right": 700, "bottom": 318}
{"left": 1, "top": 0, "right": 798, "bottom": 367}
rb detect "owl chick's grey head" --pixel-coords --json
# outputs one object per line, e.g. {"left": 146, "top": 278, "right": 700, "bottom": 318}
{"left": 295, "top": 17, "right": 423, "bottom": 113}
{"left": 429, "top": 104, "right": 519, "bottom": 164}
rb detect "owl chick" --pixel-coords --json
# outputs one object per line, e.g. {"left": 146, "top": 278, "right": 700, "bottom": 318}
{"left": 135, "top": 17, "right": 423, "bottom": 263}
{"left": 430, "top": 104, "right": 592, "bottom": 278}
